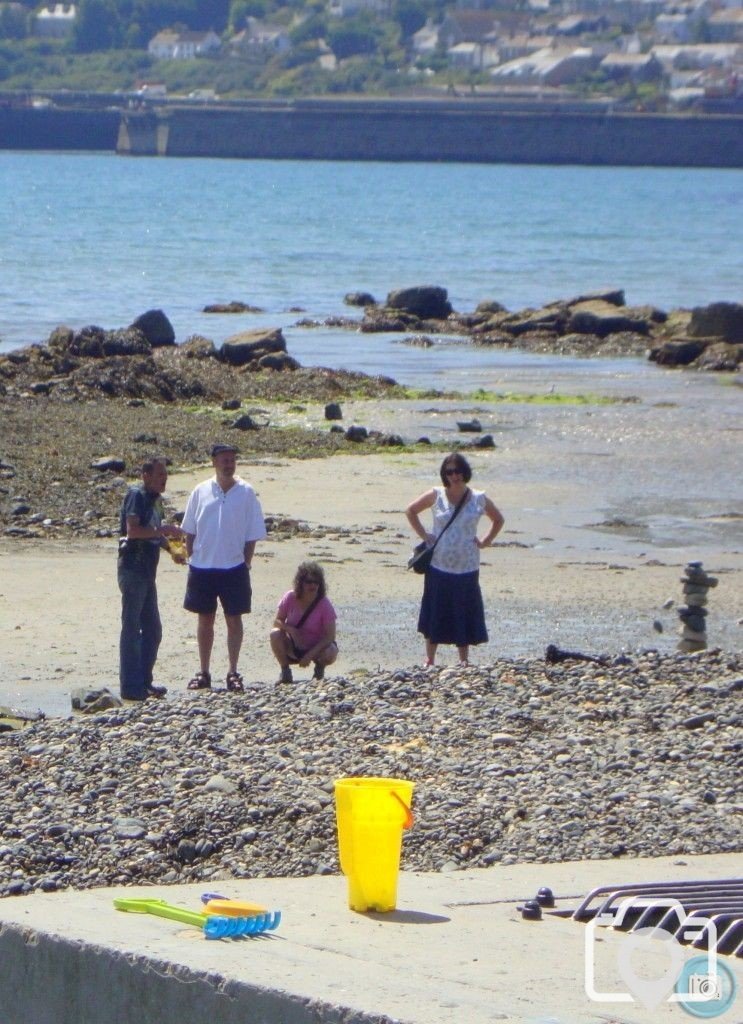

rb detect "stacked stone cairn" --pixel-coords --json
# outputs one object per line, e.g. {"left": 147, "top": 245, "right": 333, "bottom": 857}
{"left": 677, "top": 561, "right": 718, "bottom": 652}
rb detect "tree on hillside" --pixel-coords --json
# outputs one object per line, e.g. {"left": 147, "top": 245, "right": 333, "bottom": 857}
{"left": 327, "top": 15, "right": 380, "bottom": 60}
{"left": 0, "top": 4, "right": 30, "bottom": 39}
{"left": 190, "top": 0, "right": 229, "bottom": 31}
{"left": 392, "top": 0, "right": 426, "bottom": 39}
{"left": 289, "top": 12, "right": 326, "bottom": 45}
{"left": 72, "top": 0, "right": 121, "bottom": 51}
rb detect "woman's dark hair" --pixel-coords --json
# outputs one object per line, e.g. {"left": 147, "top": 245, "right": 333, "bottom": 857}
{"left": 293, "top": 561, "right": 327, "bottom": 599}
{"left": 440, "top": 452, "right": 472, "bottom": 485}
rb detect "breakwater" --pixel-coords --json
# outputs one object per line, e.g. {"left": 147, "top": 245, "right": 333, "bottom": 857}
{"left": 1, "top": 97, "right": 742, "bottom": 167}
{"left": 0, "top": 105, "right": 119, "bottom": 151}
{"left": 116, "top": 98, "right": 743, "bottom": 168}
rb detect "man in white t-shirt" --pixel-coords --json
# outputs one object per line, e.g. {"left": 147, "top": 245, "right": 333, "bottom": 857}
{"left": 182, "top": 443, "right": 267, "bottom": 694}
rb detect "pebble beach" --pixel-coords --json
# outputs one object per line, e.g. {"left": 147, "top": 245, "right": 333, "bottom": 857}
{"left": 0, "top": 650, "right": 740, "bottom": 899}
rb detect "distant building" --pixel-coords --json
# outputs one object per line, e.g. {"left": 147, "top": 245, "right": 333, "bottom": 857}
{"left": 148, "top": 29, "right": 221, "bottom": 60}
{"left": 439, "top": 10, "right": 499, "bottom": 50}
{"left": 654, "top": 12, "right": 698, "bottom": 44}
{"left": 490, "top": 45, "right": 600, "bottom": 85}
{"left": 34, "top": 3, "right": 75, "bottom": 38}
{"left": 411, "top": 19, "right": 440, "bottom": 57}
{"left": 327, "top": 0, "right": 390, "bottom": 16}
{"left": 600, "top": 51, "right": 665, "bottom": 80}
{"left": 229, "top": 18, "right": 291, "bottom": 55}
{"left": 496, "top": 34, "right": 553, "bottom": 62}
{"left": 652, "top": 42, "right": 741, "bottom": 70}
{"left": 134, "top": 81, "right": 167, "bottom": 97}
{"left": 707, "top": 8, "right": 743, "bottom": 42}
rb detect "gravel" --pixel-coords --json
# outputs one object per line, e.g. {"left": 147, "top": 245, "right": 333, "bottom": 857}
{"left": 0, "top": 649, "right": 740, "bottom": 900}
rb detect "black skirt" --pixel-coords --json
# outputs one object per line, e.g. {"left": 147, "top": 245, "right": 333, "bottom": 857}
{"left": 417, "top": 566, "right": 488, "bottom": 646}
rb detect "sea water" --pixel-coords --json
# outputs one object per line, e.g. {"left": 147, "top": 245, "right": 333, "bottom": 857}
{"left": 0, "top": 151, "right": 741, "bottom": 384}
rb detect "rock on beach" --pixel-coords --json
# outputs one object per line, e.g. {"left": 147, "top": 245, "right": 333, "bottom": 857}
{"left": 0, "top": 649, "right": 739, "bottom": 899}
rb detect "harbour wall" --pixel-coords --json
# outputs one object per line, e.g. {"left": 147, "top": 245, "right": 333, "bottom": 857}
{"left": 1, "top": 98, "right": 742, "bottom": 167}
{"left": 117, "top": 99, "right": 743, "bottom": 167}
{"left": 0, "top": 106, "right": 120, "bottom": 151}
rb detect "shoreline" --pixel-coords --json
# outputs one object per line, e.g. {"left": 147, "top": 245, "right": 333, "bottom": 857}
{"left": 1, "top": 447, "right": 741, "bottom": 719}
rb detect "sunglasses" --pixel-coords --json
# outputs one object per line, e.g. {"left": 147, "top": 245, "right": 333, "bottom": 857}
{"left": 445, "top": 468, "right": 463, "bottom": 476}
{"left": 303, "top": 578, "right": 321, "bottom": 585}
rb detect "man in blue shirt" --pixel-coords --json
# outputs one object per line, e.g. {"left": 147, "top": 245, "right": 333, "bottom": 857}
{"left": 118, "top": 457, "right": 182, "bottom": 701}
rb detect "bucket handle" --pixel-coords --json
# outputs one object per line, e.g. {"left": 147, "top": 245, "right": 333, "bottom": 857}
{"left": 390, "top": 790, "right": 414, "bottom": 829}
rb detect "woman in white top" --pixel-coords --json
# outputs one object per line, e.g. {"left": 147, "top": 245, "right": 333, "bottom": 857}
{"left": 406, "top": 453, "right": 504, "bottom": 667}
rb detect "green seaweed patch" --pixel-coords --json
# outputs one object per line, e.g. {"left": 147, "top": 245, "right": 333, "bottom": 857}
{"left": 396, "top": 386, "right": 635, "bottom": 404}
{"left": 466, "top": 389, "right": 636, "bottom": 405}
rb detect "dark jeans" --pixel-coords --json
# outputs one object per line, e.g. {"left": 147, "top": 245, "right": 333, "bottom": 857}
{"left": 118, "top": 564, "right": 162, "bottom": 699}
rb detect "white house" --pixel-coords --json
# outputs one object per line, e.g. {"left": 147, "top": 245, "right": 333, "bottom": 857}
{"left": 654, "top": 12, "right": 697, "bottom": 44}
{"left": 490, "top": 45, "right": 599, "bottom": 86}
{"left": 230, "top": 18, "right": 291, "bottom": 55}
{"left": 327, "top": 0, "right": 390, "bottom": 16}
{"left": 34, "top": 3, "right": 75, "bottom": 38}
{"left": 599, "top": 51, "right": 665, "bottom": 80}
{"left": 708, "top": 8, "right": 743, "bottom": 42}
{"left": 411, "top": 20, "right": 440, "bottom": 57}
{"left": 148, "top": 29, "right": 221, "bottom": 60}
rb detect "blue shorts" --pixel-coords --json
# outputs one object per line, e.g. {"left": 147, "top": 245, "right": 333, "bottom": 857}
{"left": 184, "top": 564, "right": 251, "bottom": 616}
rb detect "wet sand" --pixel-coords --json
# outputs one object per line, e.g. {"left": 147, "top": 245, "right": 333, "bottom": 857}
{"left": 1, "top": 362, "right": 741, "bottom": 718}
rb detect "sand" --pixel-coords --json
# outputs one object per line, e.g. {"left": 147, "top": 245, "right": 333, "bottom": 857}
{"left": 1, "top": 363, "right": 741, "bottom": 718}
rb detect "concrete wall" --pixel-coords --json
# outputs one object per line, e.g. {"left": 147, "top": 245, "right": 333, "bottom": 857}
{"left": 118, "top": 101, "right": 743, "bottom": 167}
{"left": 2, "top": 99, "right": 742, "bottom": 167}
{"left": 0, "top": 107, "right": 120, "bottom": 151}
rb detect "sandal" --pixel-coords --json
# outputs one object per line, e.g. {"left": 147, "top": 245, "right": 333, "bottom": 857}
{"left": 187, "top": 670, "right": 211, "bottom": 691}
{"left": 226, "top": 671, "right": 244, "bottom": 694}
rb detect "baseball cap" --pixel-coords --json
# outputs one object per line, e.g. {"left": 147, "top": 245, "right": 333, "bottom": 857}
{"left": 210, "top": 443, "right": 239, "bottom": 457}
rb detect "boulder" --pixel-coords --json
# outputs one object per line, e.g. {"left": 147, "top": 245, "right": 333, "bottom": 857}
{"left": 203, "top": 301, "right": 264, "bottom": 313}
{"left": 91, "top": 457, "right": 126, "bottom": 472}
{"left": 359, "top": 312, "right": 413, "bottom": 333}
{"left": 567, "top": 288, "right": 625, "bottom": 307}
{"left": 71, "top": 687, "right": 122, "bottom": 713}
{"left": 503, "top": 308, "right": 567, "bottom": 336}
{"left": 130, "top": 309, "right": 175, "bottom": 348}
{"left": 47, "top": 326, "right": 74, "bottom": 350}
{"left": 220, "top": 328, "right": 286, "bottom": 367}
{"left": 345, "top": 426, "right": 368, "bottom": 442}
{"left": 324, "top": 402, "right": 343, "bottom": 421}
{"left": 386, "top": 286, "right": 452, "bottom": 320}
{"left": 255, "top": 352, "right": 299, "bottom": 371}
{"left": 181, "top": 335, "right": 217, "bottom": 359}
{"left": 70, "top": 325, "right": 107, "bottom": 357}
{"left": 101, "top": 327, "right": 151, "bottom": 357}
{"left": 230, "top": 414, "right": 260, "bottom": 431}
{"left": 649, "top": 338, "right": 708, "bottom": 366}
{"left": 400, "top": 335, "right": 434, "bottom": 347}
{"left": 567, "top": 301, "right": 650, "bottom": 337}
{"left": 688, "top": 301, "right": 743, "bottom": 343}
{"left": 344, "top": 291, "right": 377, "bottom": 307}
{"left": 694, "top": 341, "right": 742, "bottom": 371}
{"left": 475, "top": 299, "right": 507, "bottom": 314}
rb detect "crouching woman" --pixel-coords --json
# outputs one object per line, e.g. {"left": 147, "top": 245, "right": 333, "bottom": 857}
{"left": 270, "top": 561, "right": 337, "bottom": 683}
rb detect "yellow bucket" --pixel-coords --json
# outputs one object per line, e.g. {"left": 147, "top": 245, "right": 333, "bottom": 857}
{"left": 334, "top": 776, "right": 414, "bottom": 913}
